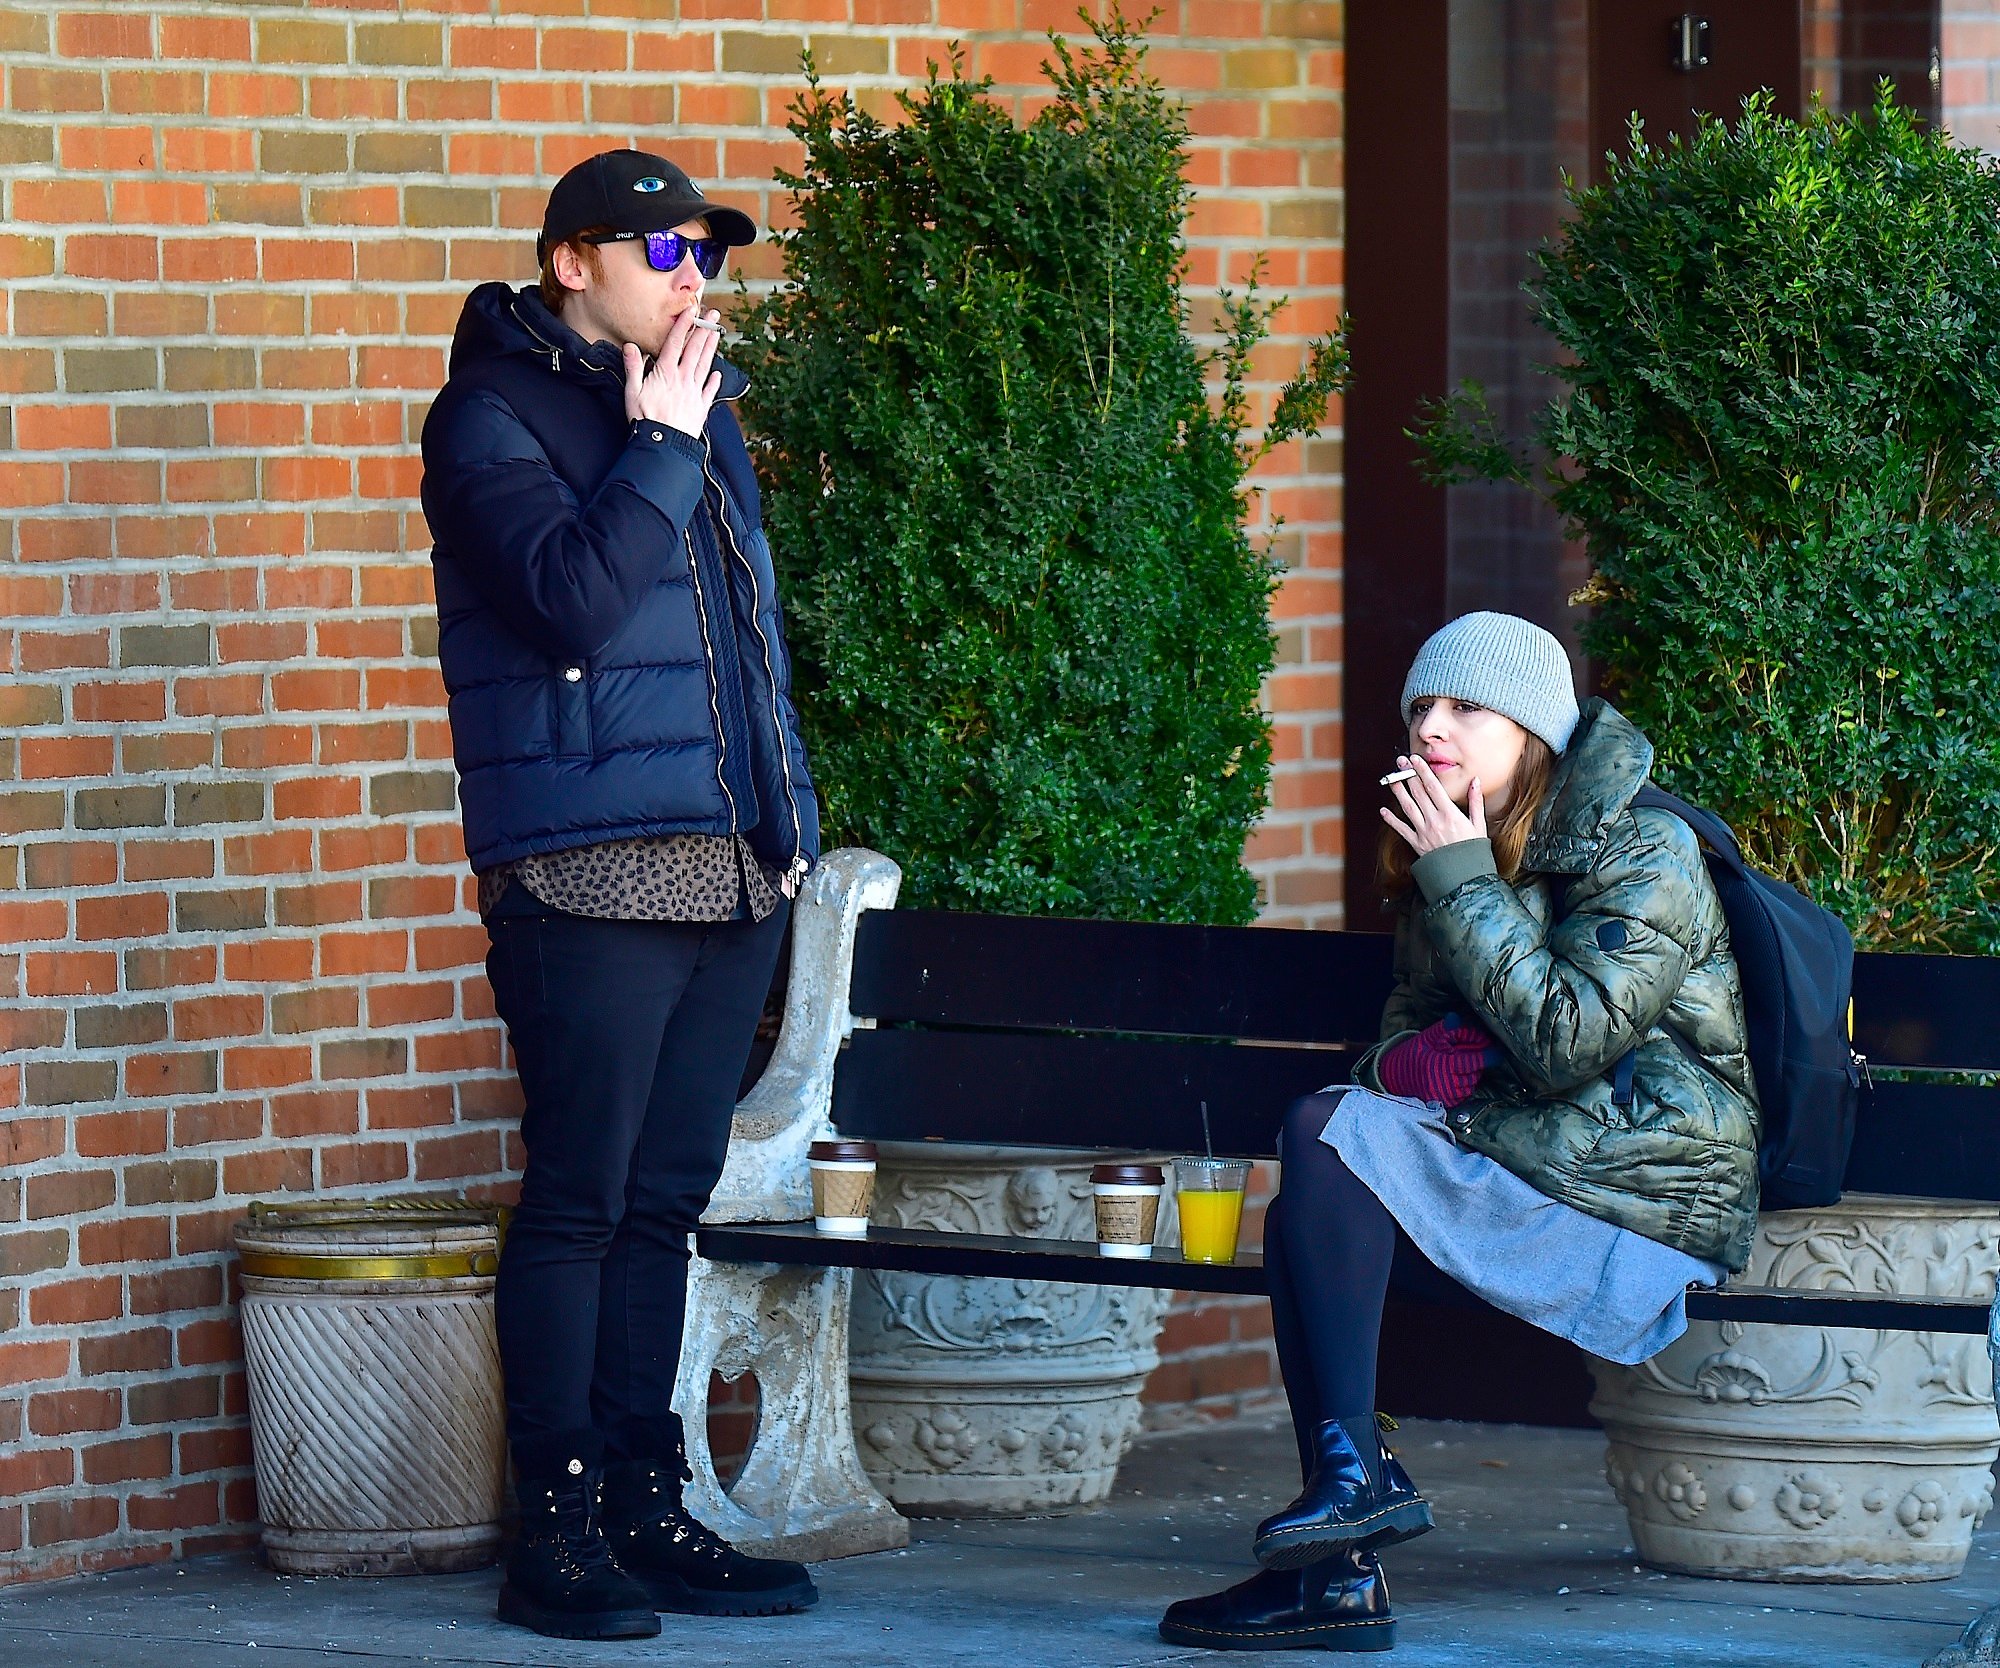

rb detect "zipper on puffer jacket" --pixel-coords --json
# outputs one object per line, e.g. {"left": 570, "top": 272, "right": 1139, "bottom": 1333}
{"left": 512, "top": 299, "right": 618, "bottom": 381}
{"left": 682, "top": 520, "right": 741, "bottom": 830}
{"left": 690, "top": 502, "right": 756, "bottom": 817}
{"left": 699, "top": 440, "right": 808, "bottom": 885}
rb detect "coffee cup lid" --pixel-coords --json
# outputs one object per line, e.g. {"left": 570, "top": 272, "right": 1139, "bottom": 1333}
{"left": 809, "top": 1139, "right": 877, "bottom": 1161}
{"left": 1091, "top": 1163, "right": 1163, "bottom": 1186}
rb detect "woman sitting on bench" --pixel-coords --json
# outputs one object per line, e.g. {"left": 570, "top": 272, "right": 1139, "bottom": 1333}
{"left": 1161, "top": 612, "right": 1760, "bottom": 1653}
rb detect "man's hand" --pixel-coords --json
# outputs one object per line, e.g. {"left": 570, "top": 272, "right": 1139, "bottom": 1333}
{"left": 623, "top": 309, "right": 722, "bottom": 438}
{"left": 1381, "top": 754, "right": 1486, "bottom": 856}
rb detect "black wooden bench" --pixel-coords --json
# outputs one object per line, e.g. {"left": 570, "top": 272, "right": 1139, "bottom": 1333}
{"left": 698, "top": 910, "right": 2000, "bottom": 1338}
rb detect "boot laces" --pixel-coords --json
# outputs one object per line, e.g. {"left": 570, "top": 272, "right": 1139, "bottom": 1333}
{"left": 627, "top": 1461, "right": 733, "bottom": 1563}
{"left": 538, "top": 1475, "right": 620, "bottom": 1578}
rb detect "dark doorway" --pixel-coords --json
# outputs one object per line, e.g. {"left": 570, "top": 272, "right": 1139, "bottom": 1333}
{"left": 1592, "top": 0, "right": 1802, "bottom": 164}
{"left": 1340, "top": 0, "right": 1451, "bottom": 931}
{"left": 1340, "top": 1, "right": 1815, "bottom": 926}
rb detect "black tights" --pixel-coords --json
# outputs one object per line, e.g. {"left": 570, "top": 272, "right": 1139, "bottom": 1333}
{"left": 1264, "top": 1088, "right": 1392, "bottom": 1472}
{"left": 1265, "top": 1093, "right": 1403, "bottom": 1479}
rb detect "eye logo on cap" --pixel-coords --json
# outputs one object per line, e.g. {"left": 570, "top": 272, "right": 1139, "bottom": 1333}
{"left": 632, "top": 177, "right": 668, "bottom": 193}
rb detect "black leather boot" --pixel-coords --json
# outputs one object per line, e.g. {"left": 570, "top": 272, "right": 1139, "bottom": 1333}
{"left": 497, "top": 1444, "right": 661, "bottom": 1641}
{"left": 1252, "top": 1415, "right": 1433, "bottom": 1570}
{"left": 600, "top": 1416, "right": 818, "bottom": 1617}
{"left": 1159, "top": 1548, "right": 1394, "bottom": 1651}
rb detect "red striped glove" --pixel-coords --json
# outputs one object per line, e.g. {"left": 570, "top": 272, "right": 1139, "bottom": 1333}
{"left": 1377, "top": 1013, "right": 1500, "bottom": 1106}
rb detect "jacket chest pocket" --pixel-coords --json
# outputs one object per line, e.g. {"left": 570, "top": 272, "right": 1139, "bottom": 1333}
{"left": 552, "top": 662, "right": 592, "bottom": 757}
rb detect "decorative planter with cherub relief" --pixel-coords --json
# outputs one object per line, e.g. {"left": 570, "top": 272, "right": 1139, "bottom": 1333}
{"left": 1589, "top": 1193, "right": 2000, "bottom": 1581}
{"left": 847, "top": 1144, "right": 1176, "bottom": 1516}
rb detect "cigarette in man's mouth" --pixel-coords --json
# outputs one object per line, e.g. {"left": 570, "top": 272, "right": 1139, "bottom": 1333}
{"left": 1379, "top": 768, "right": 1419, "bottom": 786}
{"left": 690, "top": 317, "right": 723, "bottom": 332}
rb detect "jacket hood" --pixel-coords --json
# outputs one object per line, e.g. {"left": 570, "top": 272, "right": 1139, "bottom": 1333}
{"left": 1522, "top": 697, "right": 1655, "bottom": 875}
{"left": 447, "top": 281, "right": 748, "bottom": 401}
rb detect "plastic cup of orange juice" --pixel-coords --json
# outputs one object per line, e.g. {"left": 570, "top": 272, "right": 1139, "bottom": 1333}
{"left": 1175, "top": 1158, "right": 1250, "bottom": 1265}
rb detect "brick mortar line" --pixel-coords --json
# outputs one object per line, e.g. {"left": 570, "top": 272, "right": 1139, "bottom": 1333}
{"left": 2, "top": 20, "right": 1343, "bottom": 47}
{"left": 24, "top": 2, "right": 1338, "bottom": 21}
{"left": 23, "top": 0, "right": 1328, "bottom": 14}
{"left": 1, "top": 65, "right": 1342, "bottom": 89}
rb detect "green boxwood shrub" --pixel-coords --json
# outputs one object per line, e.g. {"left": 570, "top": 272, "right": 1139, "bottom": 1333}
{"left": 1422, "top": 91, "right": 2000, "bottom": 950}
{"left": 737, "top": 13, "right": 1346, "bottom": 923}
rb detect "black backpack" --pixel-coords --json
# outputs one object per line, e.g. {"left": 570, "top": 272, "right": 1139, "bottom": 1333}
{"left": 1617, "top": 785, "right": 1863, "bottom": 1210}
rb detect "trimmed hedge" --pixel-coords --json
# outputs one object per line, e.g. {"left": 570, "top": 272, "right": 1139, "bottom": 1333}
{"left": 1423, "top": 91, "right": 2000, "bottom": 950}
{"left": 739, "top": 14, "right": 1346, "bottom": 922}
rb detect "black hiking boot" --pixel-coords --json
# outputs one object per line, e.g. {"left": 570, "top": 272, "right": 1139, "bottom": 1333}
{"left": 1252, "top": 1414, "right": 1433, "bottom": 1570}
{"left": 497, "top": 1446, "right": 660, "bottom": 1641}
{"left": 600, "top": 1415, "right": 818, "bottom": 1617}
{"left": 1159, "top": 1547, "right": 1395, "bottom": 1651}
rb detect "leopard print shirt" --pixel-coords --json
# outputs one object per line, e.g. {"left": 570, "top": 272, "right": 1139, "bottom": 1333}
{"left": 476, "top": 834, "right": 782, "bottom": 923}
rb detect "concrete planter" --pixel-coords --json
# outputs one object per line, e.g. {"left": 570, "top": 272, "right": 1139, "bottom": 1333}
{"left": 235, "top": 1201, "right": 507, "bottom": 1576}
{"left": 848, "top": 1144, "right": 1175, "bottom": 1517}
{"left": 1590, "top": 1193, "right": 2000, "bottom": 1582}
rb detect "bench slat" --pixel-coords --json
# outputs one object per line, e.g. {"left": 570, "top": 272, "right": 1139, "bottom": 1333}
{"left": 832, "top": 1026, "right": 1348, "bottom": 1154}
{"left": 832, "top": 1031, "right": 2000, "bottom": 1196}
{"left": 1686, "top": 1286, "right": 1990, "bottom": 1334}
{"left": 846, "top": 917, "right": 2000, "bottom": 1072}
{"left": 1844, "top": 1080, "right": 2000, "bottom": 1201}
{"left": 848, "top": 910, "right": 1393, "bottom": 1046}
{"left": 697, "top": 1225, "right": 1992, "bottom": 1334}
{"left": 695, "top": 1221, "right": 1267, "bottom": 1296}
{"left": 1853, "top": 951, "right": 2000, "bottom": 1071}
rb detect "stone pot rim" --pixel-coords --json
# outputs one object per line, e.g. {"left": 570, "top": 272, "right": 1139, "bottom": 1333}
{"left": 870, "top": 1143, "right": 1176, "bottom": 1167}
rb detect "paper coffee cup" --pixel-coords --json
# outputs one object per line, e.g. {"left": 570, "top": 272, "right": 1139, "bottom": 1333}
{"left": 809, "top": 1139, "right": 877, "bottom": 1236}
{"left": 1091, "top": 1163, "right": 1164, "bottom": 1259}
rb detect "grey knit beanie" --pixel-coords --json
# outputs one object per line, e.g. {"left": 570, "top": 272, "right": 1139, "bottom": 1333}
{"left": 1400, "top": 612, "right": 1580, "bottom": 754}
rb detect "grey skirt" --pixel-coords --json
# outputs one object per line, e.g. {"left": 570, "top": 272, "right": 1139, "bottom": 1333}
{"left": 1316, "top": 1086, "right": 1726, "bottom": 1365}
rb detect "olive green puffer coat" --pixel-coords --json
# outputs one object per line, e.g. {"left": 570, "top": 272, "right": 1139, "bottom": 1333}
{"left": 1354, "top": 699, "right": 1762, "bottom": 1271}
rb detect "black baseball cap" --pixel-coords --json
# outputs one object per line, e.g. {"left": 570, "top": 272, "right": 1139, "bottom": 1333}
{"left": 537, "top": 150, "right": 757, "bottom": 265}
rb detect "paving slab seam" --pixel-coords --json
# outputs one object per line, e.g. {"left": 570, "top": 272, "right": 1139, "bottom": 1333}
{"left": 0, "top": 1416, "right": 1989, "bottom": 1668}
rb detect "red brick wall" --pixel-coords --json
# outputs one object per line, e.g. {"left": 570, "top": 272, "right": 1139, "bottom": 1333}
{"left": 1142, "top": 1162, "right": 1280, "bottom": 1430}
{"left": 1944, "top": 0, "right": 2000, "bottom": 150}
{"left": 0, "top": 0, "right": 1336, "bottom": 1582}
{"left": 1809, "top": 0, "right": 1943, "bottom": 124}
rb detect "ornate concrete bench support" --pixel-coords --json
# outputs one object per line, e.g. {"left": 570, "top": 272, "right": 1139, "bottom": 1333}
{"left": 673, "top": 848, "right": 910, "bottom": 1561}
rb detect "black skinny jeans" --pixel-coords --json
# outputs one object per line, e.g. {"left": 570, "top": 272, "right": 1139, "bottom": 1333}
{"left": 1267, "top": 1092, "right": 1477, "bottom": 1479}
{"left": 483, "top": 892, "right": 788, "bottom": 1474}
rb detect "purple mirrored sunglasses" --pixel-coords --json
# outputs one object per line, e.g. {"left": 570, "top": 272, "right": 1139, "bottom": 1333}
{"left": 580, "top": 229, "right": 728, "bottom": 279}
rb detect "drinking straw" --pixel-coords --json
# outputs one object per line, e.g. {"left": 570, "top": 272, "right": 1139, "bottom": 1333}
{"left": 1200, "top": 1101, "right": 1214, "bottom": 1161}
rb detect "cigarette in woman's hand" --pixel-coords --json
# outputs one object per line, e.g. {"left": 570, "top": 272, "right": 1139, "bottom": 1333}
{"left": 1380, "top": 768, "right": 1418, "bottom": 786}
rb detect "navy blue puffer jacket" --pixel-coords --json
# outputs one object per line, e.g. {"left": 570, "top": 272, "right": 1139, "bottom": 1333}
{"left": 420, "top": 283, "right": 818, "bottom": 880}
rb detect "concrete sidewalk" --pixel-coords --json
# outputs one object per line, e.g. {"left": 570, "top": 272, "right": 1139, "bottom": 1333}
{"left": 1, "top": 1417, "right": 1990, "bottom": 1667}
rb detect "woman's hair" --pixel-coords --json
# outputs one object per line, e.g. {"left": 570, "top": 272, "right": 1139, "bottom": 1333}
{"left": 1377, "top": 732, "right": 1557, "bottom": 901}
{"left": 539, "top": 227, "right": 614, "bottom": 316}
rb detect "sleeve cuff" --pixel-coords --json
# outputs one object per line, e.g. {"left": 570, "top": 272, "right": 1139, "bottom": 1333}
{"left": 603, "top": 424, "right": 708, "bottom": 526}
{"left": 1353, "top": 1029, "right": 1418, "bottom": 1092}
{"left": 1412, "top": 837, "right": 1498, "bottom": 905}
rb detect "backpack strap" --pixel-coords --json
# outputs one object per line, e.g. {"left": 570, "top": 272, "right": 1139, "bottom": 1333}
{"left": 1631, "top": 783, "right": 1748, "bottom": 874}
